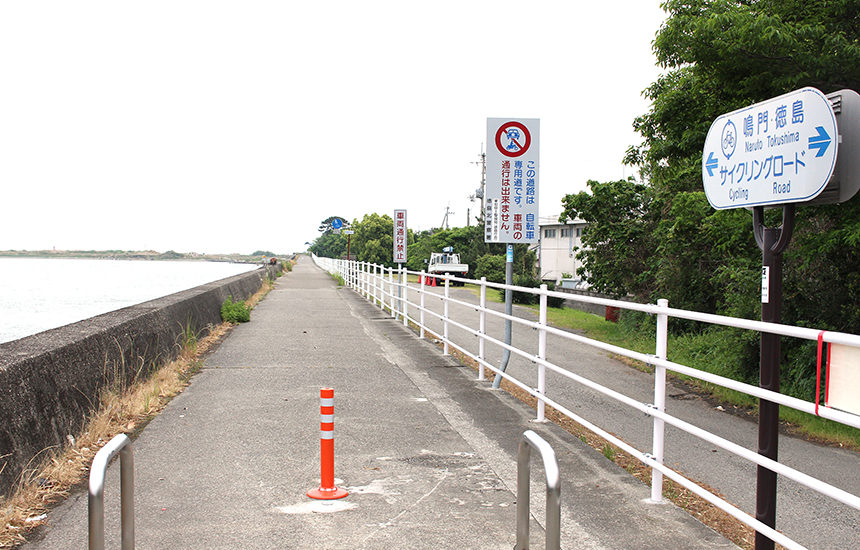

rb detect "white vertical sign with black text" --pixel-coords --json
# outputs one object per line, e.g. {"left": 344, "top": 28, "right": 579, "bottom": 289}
{"left": 393, "top": 209, "right": 407, "bottom": 263}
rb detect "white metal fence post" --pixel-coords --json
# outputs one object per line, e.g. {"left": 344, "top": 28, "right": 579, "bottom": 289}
{"left": 385, "top": 267, "right": 390, "bottom": 315}
{"left": 375, "top": 264, "right": 382, "bottom": 309}
{"left": 443, "top": 275, "right": 450, "bottom": 355}
{"left": 419, "top": 271, "right": 426, "bottom": 339}
{"left": 537, "top": 284, "right": 548, "bottom": 422}
{"left": 651, "top": 298, "right": 669, "bottom": 502}
{"left": 388, "top": 267, "right": 395, "bottom": 318}
{"left": 478, "top": 277, "right": 487, "bottom": 380}
{"left": 401, "top": 265, "right": 408, "bottom": 326}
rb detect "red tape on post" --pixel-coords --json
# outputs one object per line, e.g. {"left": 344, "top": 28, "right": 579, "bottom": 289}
{"left": 815, "top": 331, "right": 826, "bottom": 415}
{"left": 825, "top": 336, "right": 833, "bottom": 405}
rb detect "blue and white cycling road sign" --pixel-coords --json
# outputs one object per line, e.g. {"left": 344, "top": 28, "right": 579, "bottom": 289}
{"left": 702, "top": 87, "right": 838, "bottom": 209}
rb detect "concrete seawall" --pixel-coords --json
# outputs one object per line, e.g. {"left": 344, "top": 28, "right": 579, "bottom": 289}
{"left": 0, "top": 264, "right": 280, "bottom": 495}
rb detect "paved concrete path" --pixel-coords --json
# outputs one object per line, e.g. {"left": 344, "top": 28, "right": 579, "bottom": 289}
{"left": 24, "top": 256, "right": 734, "bottom": 549}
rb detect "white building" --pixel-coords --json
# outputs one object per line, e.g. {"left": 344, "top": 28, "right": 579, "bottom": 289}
{"left": 535, "top": 215, "right": 588, "bottom": 283}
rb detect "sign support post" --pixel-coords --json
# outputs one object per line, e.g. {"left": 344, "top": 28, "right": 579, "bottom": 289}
{"left": 483, "top": 118, "right": 540, "bottom": 389}
{"left": 752, "top": 205, "right": 794, "bottom": 550}
{"left": 492, "top": 244, "right": 515, "bottom": 389}
{"left": 393, "top": 210, "right": 407, "bottom": 321}
{"left": 701, "top": 87, "right": 860, "bottom": 549}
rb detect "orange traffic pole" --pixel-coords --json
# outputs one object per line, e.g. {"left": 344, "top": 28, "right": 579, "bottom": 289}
{"left": 307, "top": 388, "right": 348, "bottom": 500}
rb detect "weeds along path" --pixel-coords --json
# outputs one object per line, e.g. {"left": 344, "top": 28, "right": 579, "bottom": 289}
{"left": 0, "top": 271, "right": 279, "bottom": 549}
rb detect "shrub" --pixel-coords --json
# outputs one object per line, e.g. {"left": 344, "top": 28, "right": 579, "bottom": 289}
{"left": 474, "top": 254, "right": 506, "bottom": 283}
{"left": 496, "top": 273, "right": 541, "bottom": 304}
{"left": 546, "top": 282, "right": 566, "bottom": 309}
{"left": 221, "top": 296, "right": 251, "bottom": 323}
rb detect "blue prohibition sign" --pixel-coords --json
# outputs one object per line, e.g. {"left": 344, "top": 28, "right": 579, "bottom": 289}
{"left": 721, "top": 120, "right": 737, "bottom": 160}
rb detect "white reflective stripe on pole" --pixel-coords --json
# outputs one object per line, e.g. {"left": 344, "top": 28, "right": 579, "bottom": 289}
{"left": 478, "top": 277, "right": 487, "bottom": 380}
{"left": 651, "top": 298, "right": 669, "bottom": 502}
{"left": 443, "top": 275, "right": 450, "bottom": 356}
{"left": 537, "top": 284, "right": 548, "bottom": 422}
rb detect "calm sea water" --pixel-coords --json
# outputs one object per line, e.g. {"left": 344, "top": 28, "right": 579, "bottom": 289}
{"left": 0, "top": 257, "right": 257, "bottom": 344}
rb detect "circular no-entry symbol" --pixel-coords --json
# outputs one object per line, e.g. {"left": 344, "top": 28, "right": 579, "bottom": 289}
{"left": 495, "top": 121, "right": 531, "bottom": 157}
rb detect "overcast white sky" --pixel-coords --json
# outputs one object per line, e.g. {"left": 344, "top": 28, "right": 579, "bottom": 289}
{"left": 0, "top": 1, "right": 667, "bottom": 255}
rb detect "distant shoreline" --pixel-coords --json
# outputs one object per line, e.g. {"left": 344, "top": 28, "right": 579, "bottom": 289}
{"left": 0, "top": 249, "right": 283, "bottom": 263}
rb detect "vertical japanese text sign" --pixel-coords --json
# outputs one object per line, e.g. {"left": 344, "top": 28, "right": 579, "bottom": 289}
{"left": 393, "top": 209, "right": 407, "bottom": 263}
{"left": 485, "top": 118, "right": 540, "bottom": 243}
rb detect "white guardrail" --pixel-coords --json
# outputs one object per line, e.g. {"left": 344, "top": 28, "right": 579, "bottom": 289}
{"left": 312, "top": 255, "right": 860, "bottom": 550}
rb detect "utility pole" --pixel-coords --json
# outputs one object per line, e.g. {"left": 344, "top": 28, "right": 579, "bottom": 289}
{"left": 469, "top": 146, "right": 487, "bottom": 225}
{"left": 441, "top": 205, "right": 454, "bottom": 230}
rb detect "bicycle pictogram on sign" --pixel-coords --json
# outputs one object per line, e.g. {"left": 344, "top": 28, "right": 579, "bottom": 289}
{"left": 495, "top": 121, "right": 532, "bottom": 158}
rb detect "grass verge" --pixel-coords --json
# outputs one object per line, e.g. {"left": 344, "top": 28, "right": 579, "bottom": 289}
{"left": 462, "top": 284, "right": 860, "bottom": 449}
{"left": 0, "top": 279, "right": 276, "bottom": 549}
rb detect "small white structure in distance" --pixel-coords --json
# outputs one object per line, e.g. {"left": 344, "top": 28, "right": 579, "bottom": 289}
{"left": 535, "top": 215, "right": 588, "bottom": 287}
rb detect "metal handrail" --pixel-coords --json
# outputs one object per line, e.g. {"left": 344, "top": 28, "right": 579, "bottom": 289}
{"left": 515, "top": 430, "right": 561, "bottom": 550}
{"left": 311, "top": 255, "right": 860, "bottom": 548}
{"left": 89, "top": 434, "right": 135, "bottom": 550}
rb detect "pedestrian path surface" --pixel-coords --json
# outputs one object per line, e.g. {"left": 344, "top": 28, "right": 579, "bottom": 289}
{"left": 24, "top": 256, "right": 735, "bottom": 549}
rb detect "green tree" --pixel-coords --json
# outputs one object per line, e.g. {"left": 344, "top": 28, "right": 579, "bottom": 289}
{"left": 576, "top": 0, "right": 860, "bottom": 312}
{"left": 308, "top": 231, "right": 346, "bottom": 259}
{"left": 631, "top": 0, "right": 860, "bottom": 194}
{"left": 560, "top": 179, "right": 657, "bottom": 298}
{"left": 571, "top": 0, "right": 860, "bottom": 398}
{"left": 351, "top": 213, "right": 396, "bottom": 266}
{"left": 474, "top": 254, "right": 506, "bottom": 283}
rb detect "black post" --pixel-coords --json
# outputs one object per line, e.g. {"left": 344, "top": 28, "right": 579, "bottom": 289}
{"left": 752, "top": 205, "right": 794, "bottom": 550}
